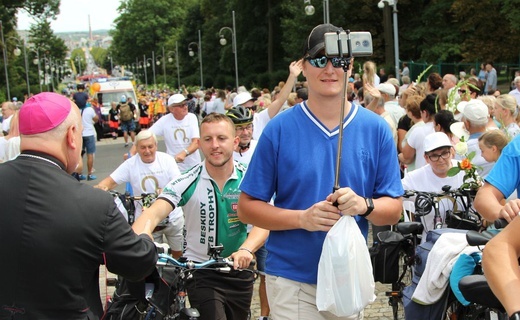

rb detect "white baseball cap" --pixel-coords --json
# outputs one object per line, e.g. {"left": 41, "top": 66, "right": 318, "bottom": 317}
{"left": 233, "top": 92, "right": 253, "bottom": 107}
{"left": 424, "top": 132, "right": 452, "bottom": 153}
{"left": 168, "top": 94, "right": 187, "bottom": 106}
{"left": 376, "top": 83, "right": 396, "bottom": 97}
{"left": 461, "top": 99, "right": 489, "bottom": 126}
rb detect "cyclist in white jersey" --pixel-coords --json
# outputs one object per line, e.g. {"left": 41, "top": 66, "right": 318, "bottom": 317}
{"left": 133, "top": 113, "right": 268, "bottom": 320}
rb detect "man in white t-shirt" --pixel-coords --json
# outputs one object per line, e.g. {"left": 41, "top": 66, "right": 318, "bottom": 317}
{"left": 144, "top": 93, "right": 201, "bottom": 172}
{"left": 76, "top": 104, "right": 98, "bottom": 181}
{"left": 401, "top": 132, "right": 464, "bottom": 238}
{"left": 95, "top": 130, "right": 184, "bottom": 258}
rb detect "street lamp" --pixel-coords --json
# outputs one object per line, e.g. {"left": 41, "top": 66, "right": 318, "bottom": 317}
{"left": 150, "top": 51, "right": 157, "bottom": 90}
{"left": 303, "top": 0, "right": 329, "bottom": 24}
{"left": 10, "top": 37, "right": 30, "bottom": 95}
{"left": 188, "top": 30, "right": 203, "bottom": 89}
{"left": 75, "top": 56, "right": 82, "bottom": 77}
{"left": 107, "top": 55, "right": 113, "bottom": 75}
{"left": 165, "top": 43, "right": 181, "bottom": 91}
{"left": 378, "top": 0, "right": 400, "bottom": 82}
{"left": 30, "top": 49, "right": 42, "bottom": 92}
{"left": 143, "top": 54, "right": 149, "bottom": 87}
{"left": 219, "top": 11, "right": 239, "bottom": 90}
{"left": 0, "top": 20, "right": 11, "bottom": 100}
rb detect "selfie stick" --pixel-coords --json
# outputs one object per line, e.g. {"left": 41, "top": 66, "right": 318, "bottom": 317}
{"left": 333, "top": 29, "right": 353, "bottom": 196}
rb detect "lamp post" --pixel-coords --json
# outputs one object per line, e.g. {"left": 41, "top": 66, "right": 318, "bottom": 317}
{"left": 165, "top": 45, "right": 181, "bottom": 91}
{"left": 303, "top": 0, "right": 330, "bottom": 24}
{"left": 188, "top": 30, "right": 203, "bottom": 89}
{"left": 143, "top": 54, "right": 149, "bottom": 87}
{"left": 378, "top": 0, "right": 400, "bottom": 82}
{"left": 107, "top": 55, "right": 113, "bottom": 75}
{"left": 146, "top": 55, "right": 156, "bottom": 89}
{"left": 151, "top": 51, "right": 157, "bottom": 90}
{"left": 0, "top": 20, "right": 11, "bottom": 100}
{"left": 75, "top": 56, "right": 82, "bottom": 77}
{"left": 10, "top": 37, "right": 30, "bottom": 95}
{"left": 219, "top": 10, "right": 239, "bottom": 90}
{"left": 31, "top": 49, "right": 42, "bottom": 92}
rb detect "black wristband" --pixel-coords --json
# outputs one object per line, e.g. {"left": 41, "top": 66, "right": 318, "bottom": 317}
{"left": 510, "top": 311, "right": 520, "bottom": 320}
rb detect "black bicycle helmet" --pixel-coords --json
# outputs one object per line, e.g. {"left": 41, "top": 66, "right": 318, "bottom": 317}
{"left": 226, "top": 106, "right": 253, "bottom": 125}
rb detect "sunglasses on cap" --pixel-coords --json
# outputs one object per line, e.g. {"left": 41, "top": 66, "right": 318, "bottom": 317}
{"left": 305, "top": 56, "right": 343, "bottom": 68}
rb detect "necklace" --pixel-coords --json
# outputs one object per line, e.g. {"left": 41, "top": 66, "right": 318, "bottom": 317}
{"left": 18, "top": 154, "right": 62, "bottom": 170}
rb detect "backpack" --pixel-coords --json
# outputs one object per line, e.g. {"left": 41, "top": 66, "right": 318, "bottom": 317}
{"left": 119, "top": 103, "right": 133, "bottom": 121}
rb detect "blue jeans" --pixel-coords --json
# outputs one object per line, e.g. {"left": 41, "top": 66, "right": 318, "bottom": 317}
{"left": 120, "top": 120, "right": 136, "bottom": 133}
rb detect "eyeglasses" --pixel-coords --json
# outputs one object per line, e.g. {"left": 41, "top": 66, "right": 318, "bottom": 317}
{"left": 458, "top": 89, "right": 467, "bottom": 94}
{"left": 236, "top": 124, "right": 253, "bottom": 132}
{"left": 427, "top": 150, "right": 451, "bottom": 162}
{"left": 171, "top": 102, "right": 187, "bottom": 108}
{"left": 305, "top": 56, "right": 343, "bottom": 68}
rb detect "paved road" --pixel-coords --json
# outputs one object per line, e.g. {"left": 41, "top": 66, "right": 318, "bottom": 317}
{"left": 92, "top": 137, "right": 398, "bottom": 319}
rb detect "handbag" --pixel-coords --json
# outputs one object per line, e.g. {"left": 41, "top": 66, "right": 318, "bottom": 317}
{"left": 316, "top": 215, "right": 376, "bottom": 316}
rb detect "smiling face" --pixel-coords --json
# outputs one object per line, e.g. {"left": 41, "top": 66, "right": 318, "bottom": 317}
{"left": 302, "top": 53, "right": 346, "bottom": 100}
{"left": 200, "top": 118, "right": 238, "bottom": 169}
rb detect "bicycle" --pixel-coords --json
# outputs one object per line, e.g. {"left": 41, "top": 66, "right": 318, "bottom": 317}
{"left": 104, "top": 244, "right": 256, "bottom": 320}
{"left": 443, "top": 226, "right": 508, "bottom": 319}
{"left": 109, "top": 190, "right": 158, "bottom": 225}
{"left": 377, "top": 186, "right": 483, "bottom": 320}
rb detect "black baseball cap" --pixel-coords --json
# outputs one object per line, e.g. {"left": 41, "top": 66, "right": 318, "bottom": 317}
{"left": 304, "top": 24, "right": 342, "bottom": 58}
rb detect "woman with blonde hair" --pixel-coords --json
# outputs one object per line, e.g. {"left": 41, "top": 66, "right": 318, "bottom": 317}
{"left": 363, "top": 61, "right": 379, "bottom": 86}
{"left": 495, "top": 94, "right": 520, "bottom": 138}
{"left": 478, "top": 95, "right": 499, "bottom": 128}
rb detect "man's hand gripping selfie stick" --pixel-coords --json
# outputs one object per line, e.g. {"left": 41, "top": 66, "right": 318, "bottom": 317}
{"left": 333, "top": 29, "right": 353, "bottom": 206}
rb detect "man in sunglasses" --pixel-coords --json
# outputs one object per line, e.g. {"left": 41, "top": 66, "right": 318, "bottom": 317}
{"left": 238, "top": 24, "right": 403, "bottom": 319}
{"left": 402, "top": 132, "right": 464, "bottom": 239}
{"left": 132, "top": 93, "right": 201, "bottom": 172}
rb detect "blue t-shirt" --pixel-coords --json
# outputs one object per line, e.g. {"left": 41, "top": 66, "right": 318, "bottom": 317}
{"left": 485, "top": 134, "right": 520, "bottom": 198}
{"left": 240, "top": 102, "right": 404, "bottom": 284}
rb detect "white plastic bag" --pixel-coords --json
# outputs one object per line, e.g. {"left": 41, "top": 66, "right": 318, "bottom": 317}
{"left": 316, "top": 215, "right": 376, "bottom": 316}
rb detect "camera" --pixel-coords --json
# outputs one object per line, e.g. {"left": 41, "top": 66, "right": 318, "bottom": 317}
{"left": 324, "top": 31, "right": 373, "bottom": 57}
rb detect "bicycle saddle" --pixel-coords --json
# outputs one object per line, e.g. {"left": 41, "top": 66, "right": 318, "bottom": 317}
{"left": 396, "top": 221, "right": 424, "bottom": 235}
{"left": 459, "top": 274, "right": 504, "bottom": 311}
{"left": 466, "top": 230, "right": 494, "bottom": 246}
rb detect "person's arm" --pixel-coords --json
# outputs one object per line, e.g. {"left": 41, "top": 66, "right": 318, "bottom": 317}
{"left": 266, "top": 60, "right": 302, "bottom": 119}
{"left": 399, "top": 143, "right": 416, "bottom": 165}
{"left": 132, "top": 198, "right": 174, "bottom": 234}
{"left": 238, "top": 192, "right": 340, "bottom": 232}
{"left": 94, "top": 176, "right": 118, "bottom": 191}
{"left": 229, "top": 226, "right": 269, "bottom": 269}
{"left": 175, "top": 138, "right": 199, "bottom": 163}
{"left": 474, "top": 182, "right": 520, "bottom": 222}
{"left": 483, "top": 216, "right": 520, "bottom": 316}
{"left": 327, "top": 188, "right": 402, "bottom": 226}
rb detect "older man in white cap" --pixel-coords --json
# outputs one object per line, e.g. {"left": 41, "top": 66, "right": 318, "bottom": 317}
{"left": 0, "top": 92, "right": 157, "bottom": 319}
{"left": 377, "top": 82, "right": 405, "bottom": 127}
{"left": 138, "top": 93, "right": 201, "bottom": 172}
{"left": 450, "top": 99, "right": 494, "bottom": 177}
{"left": 402, "top": 131, "right": 465, "bottom": 238}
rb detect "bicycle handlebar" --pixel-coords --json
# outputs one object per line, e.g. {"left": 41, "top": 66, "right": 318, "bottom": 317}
{"left": 494, "top": 218, "right": 509, "bottom": 229}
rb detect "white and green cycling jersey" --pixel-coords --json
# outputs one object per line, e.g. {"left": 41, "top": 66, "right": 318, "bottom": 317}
{"left": 160, "top": 161, "right": 247, "bottom": 261}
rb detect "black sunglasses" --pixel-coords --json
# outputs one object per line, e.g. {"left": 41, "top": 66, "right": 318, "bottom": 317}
{"left": 305, "top": 56, "right": 343, "bottom": 68}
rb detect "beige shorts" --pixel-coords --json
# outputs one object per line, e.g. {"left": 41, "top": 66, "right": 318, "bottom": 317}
{"left": 152, "top": 215, "right": 184, "bottom": 252}
{"left": 266, "top": 274, "right": 363, "bottom": 320}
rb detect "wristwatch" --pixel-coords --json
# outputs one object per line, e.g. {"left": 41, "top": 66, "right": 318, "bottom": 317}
{"left": 359, "top": 197, "right": 374, "bottom": 217}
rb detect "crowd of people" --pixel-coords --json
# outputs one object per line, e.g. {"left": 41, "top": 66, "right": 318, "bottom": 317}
{"left": 3, "top": 22, "right": 520, "bottom": 320}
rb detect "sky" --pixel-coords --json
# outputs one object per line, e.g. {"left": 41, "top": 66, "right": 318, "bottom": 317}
{"left": 17, "top": 0, "right": 122, "bottom": 33}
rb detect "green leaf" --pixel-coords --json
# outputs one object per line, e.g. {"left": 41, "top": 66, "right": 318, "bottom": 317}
{"left": 447, "top": 167, "right": 461, "bottom": 177}
{"left": 467, "top": 151, "right": 476, "bottom": 161}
